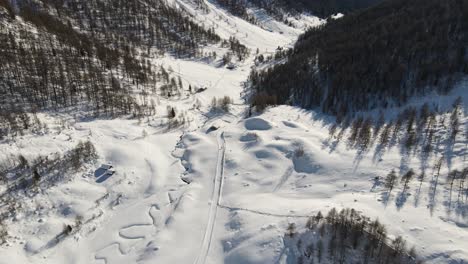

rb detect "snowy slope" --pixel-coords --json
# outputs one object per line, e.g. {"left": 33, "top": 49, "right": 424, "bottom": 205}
{"left": 0, "top": 1, "right": 467, "bottom": 264}
{"left": 174, "top": 0, "right": 323, "bottom": 51}
{"left": 0, "top": 2, "right": 314, "bottom": 263}
{"left": 218, "top": 105, "right": 467, "bottom": 264}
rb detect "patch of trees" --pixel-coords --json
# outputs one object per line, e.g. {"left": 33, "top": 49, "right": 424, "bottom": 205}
{"left": 287, "top": 207, "right": 418, "bottom": 264}
{"left": 0, "top": 106, "right": 45, "bottom": 139}
{"left": 0, "top": 141, "right": 97, "bottom": 241}
{"left": 0, "top": 141, "right": 98, "bottom": 201}
{"left": 210, "top": 96, "right": 233, "bottom": 112}
{"left": 250, "top": 92, "right": 278, "bottom": 112}
{"left": 0, "top": 5, "right": 167, "bottom": 118}
{"left": 447, "top": 167, "right": 468, "bottom": 203}
{"left": 327, "top": 99, "right": 465, "bottom": 160}
{"left": 0, "top": 0, "right": 222, "bottom": 132}
{"left": 382, "top": 164, "right": 468, "bottom": 213}
{"left": 221, "top": 37, "right": 250, "bottom": 63}
{"left": 250, "top": 0, "right": 468, "bottom": 116}
{"left": 36, "top": 0, "right": 220, "bottom": 57}
{"left": 0, "top": 140, "right": 98, "bottom": 244}
{"left": 166, "top": 105, "right": 192, "bottom": 130}
{"left": 158, "top": 67, "right": 189, "bottom": 99}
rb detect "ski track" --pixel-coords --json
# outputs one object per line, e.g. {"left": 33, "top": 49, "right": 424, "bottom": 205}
{"left": 219, "top": 205, "right": 311, "bottom": 218}
{"left": 273, "top": 166, "right": 293, "bottom": 192}
{"left": 194, "top": 131, "right": 226, "bottom": 264}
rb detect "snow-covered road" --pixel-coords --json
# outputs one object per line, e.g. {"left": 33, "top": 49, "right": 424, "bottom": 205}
{"left": 194, "top": 131, "right": 226, "bottom": 264}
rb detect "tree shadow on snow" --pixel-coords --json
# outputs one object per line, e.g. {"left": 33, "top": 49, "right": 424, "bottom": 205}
{"left": 444, "top": 138, "right": 455, "bottom": 171}
{"left": 279, "top": 235, "right": 300, "bottom": 264}
{"left": 413, "top": 177, "right": 425, "bottom": 208}
{"left": 427, "top": 178, "right": 439, "bottom": 216}
{"left": 322, "top": 136, "right": 341, "bottom": 154}
{"left": 454, "top": 203, "right": 468, "bottom": 220}
{"left": 372, "top": 142, "right": 386, "bottom": 164}
{"left": 380, "top": 191, "right": 392, "bottom": 208}
{"left": 398, "top": 148, "right": 411, "bottom": 176}
{"left": 352, "top": 147, "right": 369, "bottom": 172}
{"left": 395, "top": 190, "right": 410, "bottom": 211}
{"left": 413, "top": 152, "right": 431, "bottom": 208}
{"left": 36, "top": 228, "right": 72, "bottom": 254}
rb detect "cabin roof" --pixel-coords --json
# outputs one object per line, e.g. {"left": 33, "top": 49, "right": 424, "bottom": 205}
{"left": 100, "top": 164, "right": 113, "bottom": 170}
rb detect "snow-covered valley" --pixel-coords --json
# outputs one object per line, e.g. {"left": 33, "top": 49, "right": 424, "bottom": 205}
{"left": 0, "top": 1, "right": 467, "bottom": 264}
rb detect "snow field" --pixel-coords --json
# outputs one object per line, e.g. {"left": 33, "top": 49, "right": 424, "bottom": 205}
{"left": 0, "top": 1, "right": 466, "bottom": 263}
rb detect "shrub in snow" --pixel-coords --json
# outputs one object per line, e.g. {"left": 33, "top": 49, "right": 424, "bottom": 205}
{"left": 294, "top": 146, "right": 305, "bottom": 158}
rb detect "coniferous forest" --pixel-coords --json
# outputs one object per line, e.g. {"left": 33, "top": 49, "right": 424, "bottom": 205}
{"left": 0, "top": 0, "right": 227, "bottom": 138}
{"left": 250, "top": 0, "right": 468, "bottom": 119}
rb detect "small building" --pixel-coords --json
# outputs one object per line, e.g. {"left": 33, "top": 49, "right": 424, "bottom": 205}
{"left": 100, "top": 164, "right": 113, "bottom": 170}
{"left": 95, "top": 164, "right": 115, "bottom": 178}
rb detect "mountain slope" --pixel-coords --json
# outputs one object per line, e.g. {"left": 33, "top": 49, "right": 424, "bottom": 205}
{"left": 214, "top": 0, "right": 383, "bottom": 22}
{"left": 254, "top": 0, "right": 383, "bottom": 17}
{"left": 0, "top": 1, "right": 319, "bottom": 263}
{"left": 250, "top": 0, "right": 468, "bottom": 118}
{"left": 0, "top": 0, "right": 227, "bottom": 138}
{"left": 0, "top": 1, "right": 467, "bottom": 264}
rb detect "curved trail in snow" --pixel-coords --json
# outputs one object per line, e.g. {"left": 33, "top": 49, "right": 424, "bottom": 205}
{"left": 194, "top": 131, "right": 226, "bottom": 264}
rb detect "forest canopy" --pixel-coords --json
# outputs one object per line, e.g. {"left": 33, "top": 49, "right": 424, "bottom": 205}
{"left": 250, "top": 0, "right": 468, "bottom": 118}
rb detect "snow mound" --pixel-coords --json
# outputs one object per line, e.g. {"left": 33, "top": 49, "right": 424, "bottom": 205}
{"left": 254, "top": 149, "right": 276, "bottom": 159}
{"left": 292, "top": 149, "right": 321, "bottom": 174}
{"left": 282, "top": 120, "right": 306, "bottom": 130}
{"left": 24, "top": 238, "right": 42, "bottom": 254}
{"left": 239, "top": 132, "right": 259, "bottom": 142}
{"left": 244, "top": 118, "right": 273, "bottom": 131}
